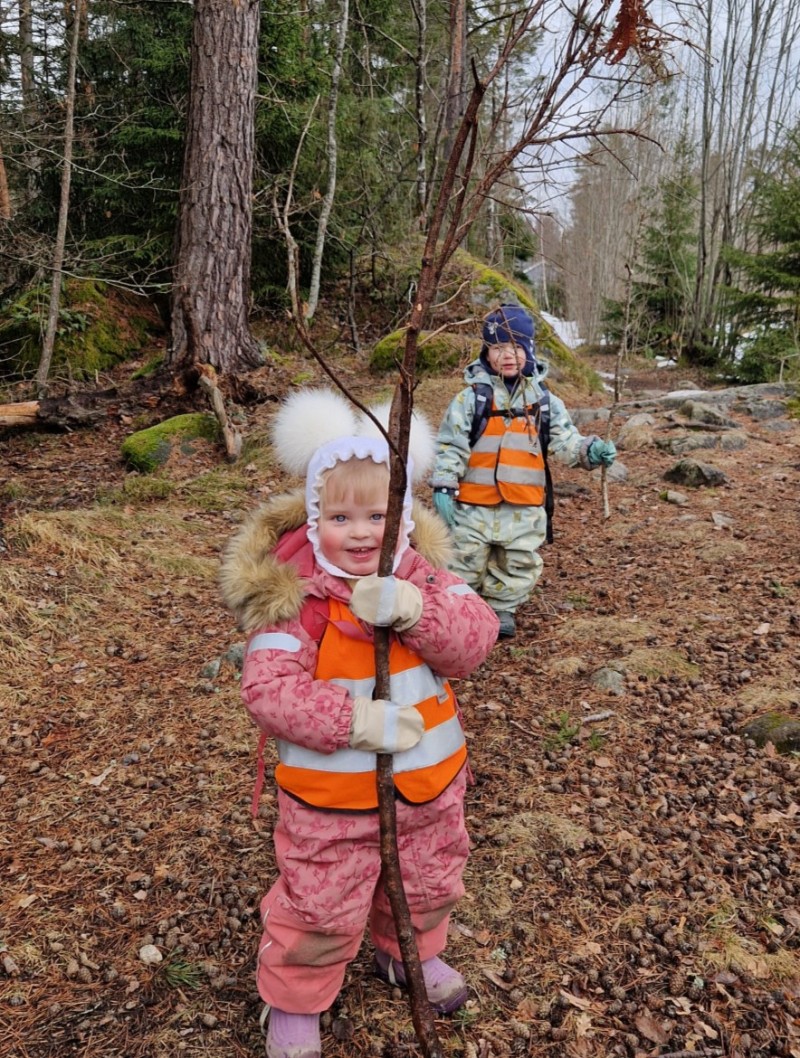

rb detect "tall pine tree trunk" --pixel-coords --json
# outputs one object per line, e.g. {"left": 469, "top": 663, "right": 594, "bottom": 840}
{"left": 169, "top": 0, "right": 262, "bottom": 376}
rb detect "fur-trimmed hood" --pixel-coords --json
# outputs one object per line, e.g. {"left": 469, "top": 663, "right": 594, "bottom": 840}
{"left": 220, "top": 490, "right": 453, "bottom": 633}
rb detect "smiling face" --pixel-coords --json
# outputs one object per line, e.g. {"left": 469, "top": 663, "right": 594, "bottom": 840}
{"left": 486, "top": 341, "right": 527, "bottom": 378}
{"left": 317, "top": 459, "right": 390, "bottom": 576}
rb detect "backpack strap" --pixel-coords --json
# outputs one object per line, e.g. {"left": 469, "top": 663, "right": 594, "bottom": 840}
{"left": 539, "top": 387, "right": 553, "bottom": 543}
{"left": 468, "top": 383, "right": 495, "bottom": 447}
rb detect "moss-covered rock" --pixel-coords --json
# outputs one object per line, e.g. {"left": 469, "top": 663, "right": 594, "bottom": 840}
{"left": 741, "top": 713, "right": 800, "bottom": 754}
{"left": 462, "top": 254, "right": 537, "bottom": 311}
{"left": 452, "top": 251, "right": 603, "bottom": 394}
{"left": 370, "top": 329, "right": 477, "bottom": 374}
{"left": 367, "top": 242, "right": 601, "bottom": 395}
{"left": 121, "top": 414, "right": 221, "bottom": 473}
{"left": 0, "top": 279, "right": 161, "bottom": 381}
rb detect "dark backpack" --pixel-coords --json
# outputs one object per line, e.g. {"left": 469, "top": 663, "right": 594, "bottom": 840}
{"left": 468, "top": 382, "right": 554, "bottom": 543}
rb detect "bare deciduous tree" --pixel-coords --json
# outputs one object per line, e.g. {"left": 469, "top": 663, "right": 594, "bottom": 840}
{"left": 306, "top": 0, "right": 350, "bottom": 321}
{"left": 35, "top": 0, "right": 81, "bottom": 396}
{"left": 279, "top": 6, "right": 674, "bottom": 1055}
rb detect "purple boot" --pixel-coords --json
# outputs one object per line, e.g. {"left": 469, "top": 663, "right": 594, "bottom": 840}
{"left": 374, "top": 950, "right": 469, "bottom": 1014}
{"left": 264, "top": 1008, "right": 321, "bottom": 1058}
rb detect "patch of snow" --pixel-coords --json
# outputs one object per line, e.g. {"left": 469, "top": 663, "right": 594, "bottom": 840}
{"left": 655, "top": 357, "right": 678, "bottom": 369}
{"left": 541, "top": 312, "right": 583, "bottom": 350}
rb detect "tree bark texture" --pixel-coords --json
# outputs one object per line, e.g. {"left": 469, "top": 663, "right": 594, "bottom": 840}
{"left": 0, "top": 141, "right": 11, "bottom": 219}
{"left": 443, "top": 0, "right": 467, "bottom": 161}
{"left": 169, "top": 0, "right": 262, "bottom": 376}
{"left": 412, "top": 0, "right": 429, "bottom": 222}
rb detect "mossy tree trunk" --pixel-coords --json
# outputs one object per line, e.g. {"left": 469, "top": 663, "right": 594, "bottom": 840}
{"left": 168, "top": 0, "right": 262, "bottom": 378}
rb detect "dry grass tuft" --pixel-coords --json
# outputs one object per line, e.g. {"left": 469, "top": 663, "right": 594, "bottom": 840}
{"left": 6, "top": 510, "right": 126, "bottom": 566}
{"left": 621, "top": 647, "right": 700, "bottom": 680}
{"left": 557, "top": 616, "right": 653, "bottom": 648}
{"left": 702, "top": 926, "right": 800, "bottom": 982}
{"left": 696, "top": 539, "right": 749, "bottom": 563}
{"left": 486, "top": 811, "right": 592, "bottom": 856}
{"left": 737, "top": 681, "right": 800, "bottom": 712}
{"left": 546, "top": 655, "right": 588, "bottom": 677}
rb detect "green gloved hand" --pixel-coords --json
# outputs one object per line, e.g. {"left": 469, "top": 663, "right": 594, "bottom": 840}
{"left": 588, "top": 439, "right": 617, "bottom": 468}
{"left": 433, "top": 488, "right": 457, "bottom": 526}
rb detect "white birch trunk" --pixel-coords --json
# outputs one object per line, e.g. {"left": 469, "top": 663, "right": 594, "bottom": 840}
{"left": 412, "top": 0, "right": 428, "bottom": 223}
{"left": 306, "top": 0, "right": 349, "bottom": 321}
{"left": 36, "top": 0, "right": 81, "bottom": 395}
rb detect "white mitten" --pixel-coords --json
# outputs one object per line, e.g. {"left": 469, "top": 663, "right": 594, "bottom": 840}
{"left": 349, "top": 695, "right": 424, "bottom": 753}
{"left": 349, "top": 575, "right": 423, "bottom": 632}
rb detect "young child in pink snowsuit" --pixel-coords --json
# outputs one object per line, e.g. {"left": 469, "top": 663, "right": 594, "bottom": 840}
{"left": 220, "top": 425, "right": 499, "bottom": 1058}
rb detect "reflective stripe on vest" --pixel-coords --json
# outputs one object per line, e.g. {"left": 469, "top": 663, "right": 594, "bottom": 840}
{"left": 458, "top": 401, "right": 546, "bottom": 506}
{"left": 274, "top": 599, "right": 466, "bottom": 811}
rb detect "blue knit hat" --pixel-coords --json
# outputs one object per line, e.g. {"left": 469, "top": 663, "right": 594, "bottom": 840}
{"left": 481, "top": 304, "right": 536, "bottom": 375}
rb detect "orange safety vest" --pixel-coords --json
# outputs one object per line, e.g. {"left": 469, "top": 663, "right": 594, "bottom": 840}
{"left": 457, "top": 400, "right": 546, "bottom": 507}
{"left": 274, "top": 599, "right": 467, "bottom": 811}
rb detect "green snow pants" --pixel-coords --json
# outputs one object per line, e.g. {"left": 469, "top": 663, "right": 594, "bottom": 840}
{"left": 448, "top": 502, "right": 546, "bottom": 614}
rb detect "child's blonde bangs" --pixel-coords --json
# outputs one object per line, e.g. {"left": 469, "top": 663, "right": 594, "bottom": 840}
{"left": 320, "top": 457, "right": 390, "bottom": 510}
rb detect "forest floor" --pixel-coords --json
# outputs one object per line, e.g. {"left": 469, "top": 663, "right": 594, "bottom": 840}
{"left": 1, "top": 343, "right": 799, "bottom": 1058}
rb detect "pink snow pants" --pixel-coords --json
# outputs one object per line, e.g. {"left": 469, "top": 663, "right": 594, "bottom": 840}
{"left": 256, "top": 768, "right": 469, "bottom": 1013}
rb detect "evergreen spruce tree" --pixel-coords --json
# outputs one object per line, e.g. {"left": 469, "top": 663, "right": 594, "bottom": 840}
{"left": 74, "top": 3, "right": 192, "bottom": 289}
{"left": 724, "top": 128, "right": 800, "bottom": 382}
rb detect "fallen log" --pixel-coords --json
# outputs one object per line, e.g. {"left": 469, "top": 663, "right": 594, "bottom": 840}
{"left": 0, "top": 395, "right": 107, "bottom": 429}
{"left": 0, "top": 401, "right": 40, "bottom": 427}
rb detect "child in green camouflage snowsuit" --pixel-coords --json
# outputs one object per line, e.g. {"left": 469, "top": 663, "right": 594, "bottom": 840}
{"left": 431, "top": 305, "right": 616, "bottom": 638}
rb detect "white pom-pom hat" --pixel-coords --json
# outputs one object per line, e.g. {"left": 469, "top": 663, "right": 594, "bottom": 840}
{"left": 270, "top": 388, "right": 433, "bottom": 578}
{"left": 270, "top": 388, "right": 434, "bottom": 482}
{"left": 355, "top": 401, "right": 435, "bottom": 485}
{"left": 270, "top": 388, "right": 359, "bottom": 477}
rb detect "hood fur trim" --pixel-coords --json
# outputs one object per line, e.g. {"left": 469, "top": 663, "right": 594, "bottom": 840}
{"left": 220, "top": 491, "right": 453, "bottom": 633}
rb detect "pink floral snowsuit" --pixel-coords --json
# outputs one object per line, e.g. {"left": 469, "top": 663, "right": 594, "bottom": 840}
{"left": 237, "top": 517, "right": 498, "bottom": 1015}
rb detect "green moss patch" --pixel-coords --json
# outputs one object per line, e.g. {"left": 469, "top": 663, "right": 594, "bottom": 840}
{"left": 370, "top": 329, "right": 476, "bottom": 374}
{"left": 121, "top": 413, "right": 221, "bottom": 473}
{"left": 0, "top": 279, "right": 162, "bottom": 381}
